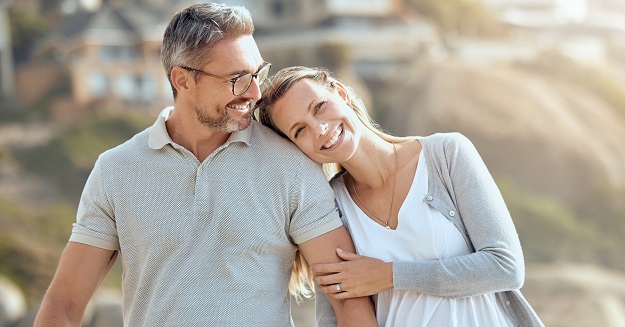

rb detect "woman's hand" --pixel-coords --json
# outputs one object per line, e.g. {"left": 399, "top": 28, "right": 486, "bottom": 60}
{"left": 310, "top": 248, "right": 393, "bottom": 299}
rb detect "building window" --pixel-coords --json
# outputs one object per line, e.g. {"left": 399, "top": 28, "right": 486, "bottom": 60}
{"left": 87, "top": 73, "right": 108, "bottom": 97}
{"left": 116, "top": 74, "right": 136, "bottom": 100}
{"left": 272, "top": 1, "right": 284, "bottom": 16}
{"left": 138, "top": 75, "right": 156, "bottom": 101}
{"left": 100, "top": 46, "right": 137, "bottom": 62}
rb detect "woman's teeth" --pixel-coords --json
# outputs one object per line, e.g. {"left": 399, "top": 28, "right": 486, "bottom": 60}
{"left": 323, "top": 125, "right": 343, "bottom": 149}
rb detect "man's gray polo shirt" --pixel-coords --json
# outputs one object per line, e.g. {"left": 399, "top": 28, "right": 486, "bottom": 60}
{"left": 70, "top": 107, "right": 342, "bottom": 326}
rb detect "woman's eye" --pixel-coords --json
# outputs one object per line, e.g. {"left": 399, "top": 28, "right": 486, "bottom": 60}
{"left": 294, "top": 127, "right": 304, "bottom": 138}
{"left": 314, "top": 101, "right": 326, "bottom": 113}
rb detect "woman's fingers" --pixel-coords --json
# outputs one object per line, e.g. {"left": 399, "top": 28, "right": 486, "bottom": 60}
{"left": 310, "top": 261, "right": 344, "bottom": 275}
{"left": 318, "top": 283, "right": 359, "bottom": 299}
{"left": 319, "top": 283, "right": 343, "bottom": 294}
{"left": 336, "top": 248, "right": 360, "bottom": 260}
{"left": 313, "top": 271, "right": 341, "bottom": 285}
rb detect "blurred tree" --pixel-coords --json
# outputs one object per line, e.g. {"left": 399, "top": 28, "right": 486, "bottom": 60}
{"left": 8, "top": 8, "right": 47, "bottom": 64}
{"left": 15, "top": 112, "right": 153, "bottom": 201}
{"left": 40, "top": 0, "right": 65, "bottom": 14}
{"left": 316, "top": 42, "right": 349, "bottom": 72}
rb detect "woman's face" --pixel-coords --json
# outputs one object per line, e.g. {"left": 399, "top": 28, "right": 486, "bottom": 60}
{"left": 270, "top": 79, "right": 361, "bottom": 164}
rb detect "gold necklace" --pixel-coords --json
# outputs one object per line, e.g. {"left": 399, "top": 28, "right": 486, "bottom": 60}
{"left": 350, "top": 142, "right": 398, "bottom": 230}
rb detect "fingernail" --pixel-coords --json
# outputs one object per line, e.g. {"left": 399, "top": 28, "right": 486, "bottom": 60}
{"left": 336, "top": 248, "right": 343, "bottom": 253}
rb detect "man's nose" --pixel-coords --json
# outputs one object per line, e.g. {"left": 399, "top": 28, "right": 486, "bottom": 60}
{"left": 241, "top": 77, "right": 262, "bottom": 100}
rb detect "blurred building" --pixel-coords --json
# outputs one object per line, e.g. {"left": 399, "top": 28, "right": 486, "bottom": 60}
{"left": 478, "top": 0, "right": 625, "bottom": 64}
{"left": 15, "top": 0, "right": 440, "bottom": 122}
{"left": 227, "top": 0, "right": 440, "bottom": 83}
{"left": 17, "top": 1, "right": 170, "bottom": 122}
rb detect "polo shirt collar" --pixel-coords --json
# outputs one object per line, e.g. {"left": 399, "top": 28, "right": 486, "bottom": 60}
{"left": 148, "top": 106, "right": 252, "bottom": 150}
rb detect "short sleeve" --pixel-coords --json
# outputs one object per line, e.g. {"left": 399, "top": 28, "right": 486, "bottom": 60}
{"left": 288, "top": 157, "right": 342, "bottom": 244}
{"left": 69, "top": 158, "right": 120, "bottom": 251}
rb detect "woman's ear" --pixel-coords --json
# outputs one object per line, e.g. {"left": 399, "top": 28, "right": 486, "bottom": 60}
{"left": 333, "top": 81, "right": 351, "bottom": 105}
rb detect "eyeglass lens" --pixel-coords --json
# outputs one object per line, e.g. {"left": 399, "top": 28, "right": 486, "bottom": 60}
{"left": 233, "top": 63, "right": 271, "bottom": 96}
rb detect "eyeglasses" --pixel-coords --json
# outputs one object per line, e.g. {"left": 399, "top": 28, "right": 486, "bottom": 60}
{"left": 180, "top": 62, "right": 271, "bottom": 96}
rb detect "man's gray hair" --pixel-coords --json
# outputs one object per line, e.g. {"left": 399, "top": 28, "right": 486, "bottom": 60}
{"left": 161, "top": 3, "right": 254, "bottom": 98}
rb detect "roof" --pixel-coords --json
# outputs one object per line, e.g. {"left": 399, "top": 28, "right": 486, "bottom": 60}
{"left": 36, "top": 2, "right": 168, "bottom": 55}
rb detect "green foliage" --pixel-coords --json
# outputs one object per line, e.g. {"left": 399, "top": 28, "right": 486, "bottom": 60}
{"left": 14, "top": 113, "right": 152, "bottom": 201}
{"left": 0, "top": 197, "right": 66, "bottom": 303}
{"left": 0, "top": 112, "right": 154, "bottom": 301}
{"left": 8, "top": 8, "right": 48, "bottom": 64}
{"left": 0, "top": 97, "right": 26, "bottom": 122}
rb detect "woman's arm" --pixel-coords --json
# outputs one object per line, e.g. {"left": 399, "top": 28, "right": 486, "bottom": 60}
{"left": 392, "top": 133, "right": 524, "bottom": 297}
{"left": 312, "top": 133, "right": 524, "bottom": 299}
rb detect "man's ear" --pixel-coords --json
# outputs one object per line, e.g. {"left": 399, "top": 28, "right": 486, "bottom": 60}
{"left": 333, "top": 81, "right": 351, "bottom": 105}
{"left": 171, "top": 67, "right": 194, "bottom": 95}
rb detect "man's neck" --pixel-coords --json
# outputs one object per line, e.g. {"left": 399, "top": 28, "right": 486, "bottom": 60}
{"left": 165, "top": 108, "right": 231, "bottom": 162}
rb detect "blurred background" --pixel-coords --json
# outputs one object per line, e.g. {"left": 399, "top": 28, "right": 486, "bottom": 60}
{"left": 0, "top": 0, "right": 624, "bottom": 326}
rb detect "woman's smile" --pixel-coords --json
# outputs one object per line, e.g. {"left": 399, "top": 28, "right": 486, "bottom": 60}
{"left": 322, "top": 124, "right": 344, "bottom": 149}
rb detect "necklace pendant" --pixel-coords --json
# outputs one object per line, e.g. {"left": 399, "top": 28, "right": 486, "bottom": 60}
{"left": 385, "top": 222, "right": 391, "bottom": 230}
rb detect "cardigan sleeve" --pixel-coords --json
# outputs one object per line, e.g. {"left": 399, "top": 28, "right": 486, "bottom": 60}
{"left": 393, "top": 133, "right": 525, "bottom": 297}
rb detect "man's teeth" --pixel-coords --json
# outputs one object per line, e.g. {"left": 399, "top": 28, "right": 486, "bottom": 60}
{"left": 228, "top": 104, "right": 248, "bottom": 110}
{"left": 323, "top": 126, "right": 343, "bottom": 149}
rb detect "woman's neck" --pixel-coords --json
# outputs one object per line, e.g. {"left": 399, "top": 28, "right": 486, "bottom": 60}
{"left": 341, "top": 133, "right": 397, "bottom": 190}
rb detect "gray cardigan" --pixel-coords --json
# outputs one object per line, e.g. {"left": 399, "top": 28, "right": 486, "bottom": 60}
{"left": 316, "top": 132, "right": 543, "bottom": 327}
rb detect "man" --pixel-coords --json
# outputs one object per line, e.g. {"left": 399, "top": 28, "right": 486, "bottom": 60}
{"left": 33, "top": 3, "right": 375, "bottom": 326}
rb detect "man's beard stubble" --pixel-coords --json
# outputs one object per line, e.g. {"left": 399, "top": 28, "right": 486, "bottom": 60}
{"left": 195, "top": 101, "right": 252, "bottom": 133}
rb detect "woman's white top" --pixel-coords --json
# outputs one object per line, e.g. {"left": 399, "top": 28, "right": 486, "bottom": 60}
{"left": 332, "top": 151, "right": 514, "bottom": 327}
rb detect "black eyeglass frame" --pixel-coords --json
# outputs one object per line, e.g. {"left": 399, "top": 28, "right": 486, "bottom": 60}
{"left": 180, "top": 62, "right": 271, "bottom": 96}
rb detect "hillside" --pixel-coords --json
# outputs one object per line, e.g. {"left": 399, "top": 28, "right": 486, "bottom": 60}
{"left": 379, "top": 55, "right": 625, "bottom": 269}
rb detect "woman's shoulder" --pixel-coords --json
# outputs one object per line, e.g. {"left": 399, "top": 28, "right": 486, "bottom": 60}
{"left": 415, "top": 132, "right": 479, "bottom": 167}
{"left": 416, "top": 132, "right": 471, "bottom": 148}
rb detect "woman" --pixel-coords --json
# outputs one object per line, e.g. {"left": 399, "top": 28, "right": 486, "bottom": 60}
{"left": 255, "top": 66, "right": 543, "bottom": 327}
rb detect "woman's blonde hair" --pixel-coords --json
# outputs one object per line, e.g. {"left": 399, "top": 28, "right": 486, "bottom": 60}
{"left": 289, "top": 250, "right": 313, "bottom": 303}
{"left": 256, "top": 66, "right": 406, "bottom": 300}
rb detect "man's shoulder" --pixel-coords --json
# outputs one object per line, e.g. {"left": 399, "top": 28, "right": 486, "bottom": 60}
{"left": 249, "top": 121, "right": 323, "bottom": 173}
{"left": 250, "top": 121, "right": 308, "bottom": 157}
{"left": 251, "top": 121, "right": 292, "bottom": 145}
{"left": 97, "top": 128, "right": 150, "bottom": 164}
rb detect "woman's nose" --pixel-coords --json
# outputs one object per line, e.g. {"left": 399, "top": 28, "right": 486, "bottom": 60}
{"left": 315, "top": 122, "right": 329, "bottom": 136}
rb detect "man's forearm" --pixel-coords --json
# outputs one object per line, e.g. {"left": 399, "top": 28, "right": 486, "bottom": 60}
{"left": 34, "top": 292, "right": 84, "bottom": 327}
{"left": 333, "top": 296, "right": 376, "bottom": 327}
